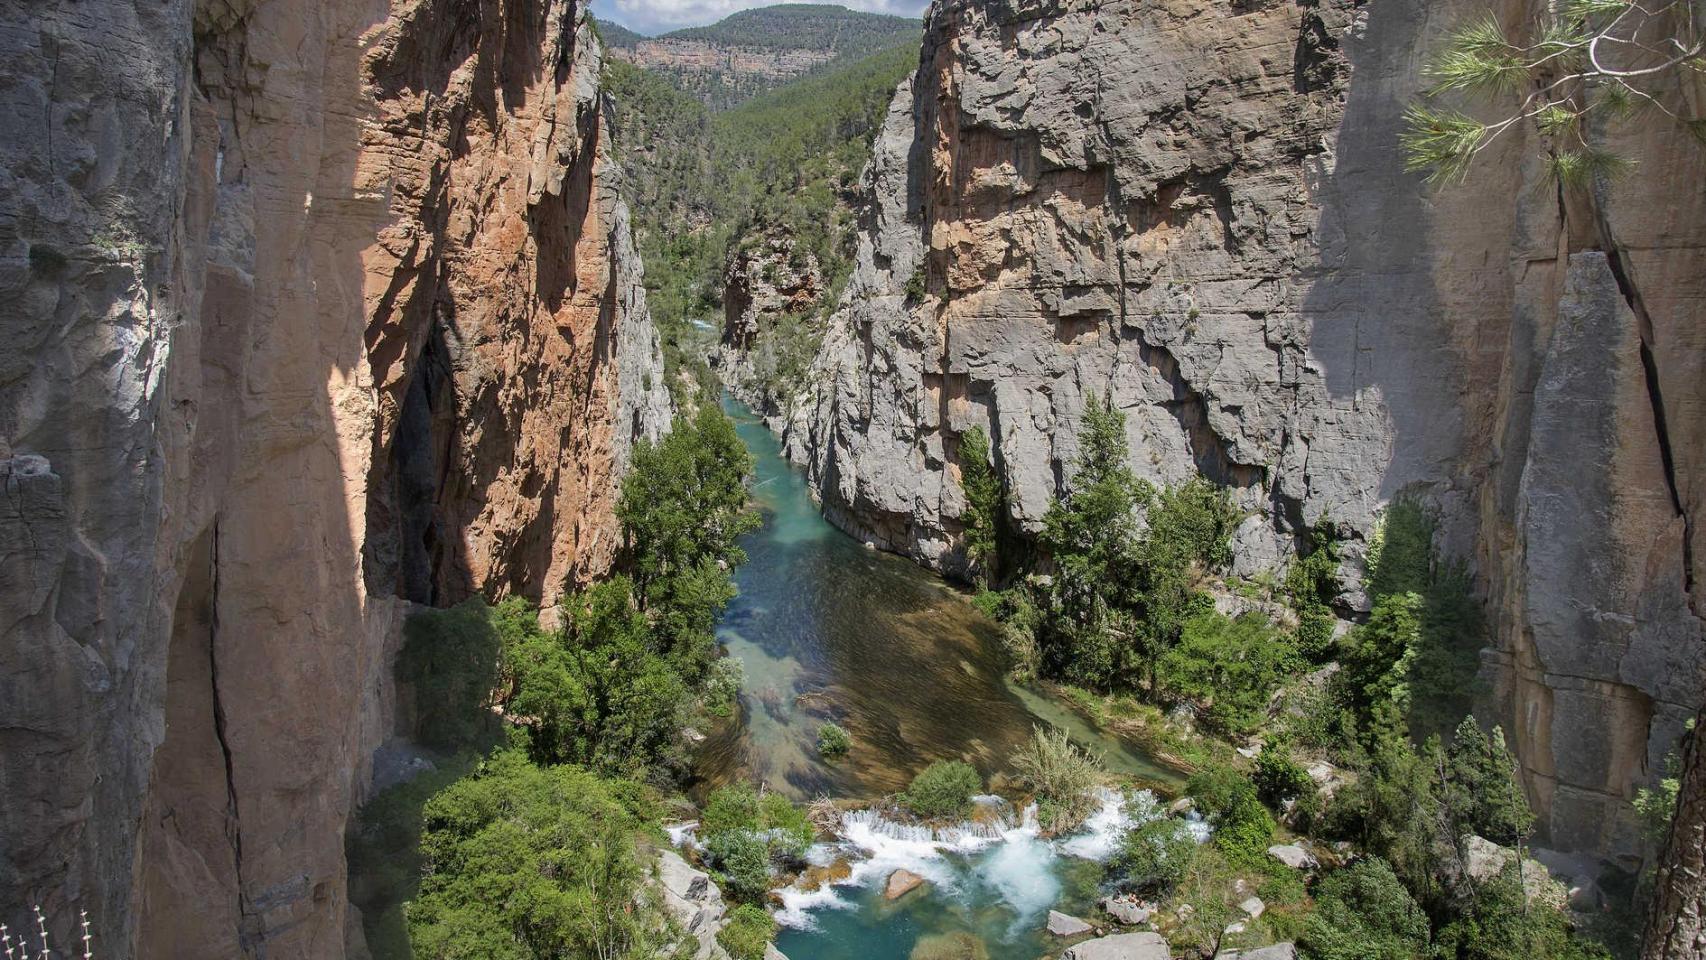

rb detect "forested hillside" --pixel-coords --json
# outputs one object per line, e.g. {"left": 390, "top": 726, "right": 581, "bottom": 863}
{"left": 603, "top": 33, "right": 918, "bottom": 405}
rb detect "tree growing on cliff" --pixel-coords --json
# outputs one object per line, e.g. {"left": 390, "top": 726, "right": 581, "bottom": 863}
{"left": 1402, "top": 1, "right": 1705, "bottom": 184}
{"left": 956, "top": 426, "right": 1002, "bottom": 584}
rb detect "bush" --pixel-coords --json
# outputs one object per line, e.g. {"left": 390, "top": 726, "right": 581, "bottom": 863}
{"left": 408, "top": 750, "right": 673, "bottom": 958}
{"left": 705, "top": 656, "right": 744, "bottom": 716}
{"left": 1186, "top": 764, "right": 1275, "bottom": 867}
{"left": 397, "top": 600, "right": 500, "bottom": 751}
{"left": 1010, "top": 726, "right": 1104, "bottom": 832}
{"left": 1111, "top": 816, "right": 1197, "bottom": 895}
{"left": 1253, "top": 740, "right": 1314, "bottom": 808}
{"left": 705, "top": 830, "right": 772, "bottom": 903}
{"left": 1301, "top": 858, "right": 1430, "bottom": 960}
{"left": 1157, "top": 611, "right": 1300, "bottom": 735}
{"left": 901, "top": 760, "right": 983, "bottom": 820}
{"left": 817, "top": 721, "right": 852, "bottom": 760}
{"left": 717, "top": 904, "right": 777, "bottom": 960}
{"left": 699, "top": 784, "right": 814, "bottom": 880}
{"left": 758, "top": 790, "right": 815, "bottom": 862}
{"left": 1432, "top": 863, "right": 1611, "bottom": 960}
{"left": 702, "top": 783, "right": 763, "bottom": 836}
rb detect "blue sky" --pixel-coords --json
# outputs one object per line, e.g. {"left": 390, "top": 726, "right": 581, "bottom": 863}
{"left": 592, "top": 0, "right": 927, "bottom": 36}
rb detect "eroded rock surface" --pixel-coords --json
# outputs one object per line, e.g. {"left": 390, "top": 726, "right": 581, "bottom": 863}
{"left": 777, "top": 0, "right": 1705, "bottom": 867}
{"left": 0, "top": 0, "right": 668, "bottom": 955}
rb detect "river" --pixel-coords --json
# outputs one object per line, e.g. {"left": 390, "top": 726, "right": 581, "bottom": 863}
{"left": 690, "top": 398, "right": 1184, "bottom": 960}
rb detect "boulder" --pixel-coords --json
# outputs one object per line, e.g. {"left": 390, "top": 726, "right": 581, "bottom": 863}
{"left": 1061, "top": 931, "right": 1171, "bottom": 960}
{"left": 1167, "top": 797, "right": 1195, "bottom": 817}
{"left": 1267, "top": 844, "right": 1318, "bottom": 870}
{"left": 1459, "top": 836, "right": 1568, "bottom": 909}
{"left": 1098, "top": 895, "right": 1154, "bottom": 926}
{"left": 1047, "top": 910, "right": 1094, "bottom": 936}
{"left": 884, "top": 868, "right": 926, "bottom": 900}
{"left": 655, "top": 850, "right": 729, "bottom": 959}
{"left": 1239, "top": 895, "right": 1266, "bottom": 918}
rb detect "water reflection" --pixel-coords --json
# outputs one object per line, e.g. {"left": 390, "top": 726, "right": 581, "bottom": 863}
{"left": 691, "top": 399, "right": 1180, "bottom": 799}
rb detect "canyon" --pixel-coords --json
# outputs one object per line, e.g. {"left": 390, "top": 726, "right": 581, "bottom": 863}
{"left": 3, "top": 0, "right": 1704, "bottom": 956}
{"left": 0, "top": 0, "right": 667, "bottom": 955}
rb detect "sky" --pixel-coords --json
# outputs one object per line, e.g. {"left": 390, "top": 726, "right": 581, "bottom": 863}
{"left": 591, "top": 0, "right": 927, "bottom": 37}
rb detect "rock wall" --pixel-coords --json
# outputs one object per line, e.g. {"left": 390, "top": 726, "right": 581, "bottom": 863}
{"left": 782, "top": 0, "right": 1705, "bottom": 866}
{"left": 0, "top": 0, "right": 669, "bottom": 955}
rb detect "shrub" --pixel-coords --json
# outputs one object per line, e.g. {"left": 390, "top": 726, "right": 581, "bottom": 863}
{"left": 705, "top": 656, "right": 744, "bottom": 716}
{"left": 1253, "top": 740, "right": 1314, "bottom": 809}
{"left": 757, "top": 791, "right": 815, "bottom": 863}
{"left": 1111, "top": 816, "right": 1197, "bottom": 895}
{"left": 1432, "top": 863, "right": 1611, "bottom": 960}
{"left": 1186, "top": 764, "right": 1275, "bottom": 867}
{"left": 408, "top": 750, "right": 673, "bottom": 958}
{"left": 705, "top": 830, "right": 773, "bottom": 903}
{"left": 901, "top": 760, "right": 983, "bottom": 820}
{"left": 817, "top": 721, "right": 852, "bottom": 760}
{"left": 702, "top": 783, "right": 763, "bottom": 836}
{"left": 1157, "top": 611, "right": 1300, "bottom": 736}
{"left": 1301, "top": 858, "right": 1430, "bottom": 960}
{"left": 1010, "top": 726, "right": 1104, "bottom": 832}
{"left": 397, "top": 600, "right": 500, "bottom": 751}
{"left": 717, "top": 904, "right": 777, "bottom": 960}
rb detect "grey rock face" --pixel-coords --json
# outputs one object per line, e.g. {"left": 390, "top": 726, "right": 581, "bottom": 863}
{"left": 781, "top": 0, "right": 1706, "bottom": 866}
{"left": 656, "top": 850, "right": 733, "bottom": 960}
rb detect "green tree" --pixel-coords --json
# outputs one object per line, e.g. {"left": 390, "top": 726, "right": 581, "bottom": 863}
{"left": 407, "top": 750, "right": 676, "bottom": 960}
{"left": 397, "top": 600, "right": 501, "bottom": 751}
{"left": 957, "top": 426, "right": 1002, "bottom": 583}
{"left": 1301, "top": 857, "right": 1431, "bottom": 960}
{"left": 1157, "top": 611, "right": 1300, "bottom": 736}
{"left": 1037, "top": 395, "right": 1148, "bottom": 686}
{"left": 1441, "top": 717, "right": 1535, "bottom": 846}
{"left": 1402, "top": 2, "right": 1704, "bottom": 185}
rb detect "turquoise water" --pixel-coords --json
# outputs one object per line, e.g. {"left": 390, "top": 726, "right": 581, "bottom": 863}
{"left": 694, "top": 398, "right": 1184, "bottom": 960}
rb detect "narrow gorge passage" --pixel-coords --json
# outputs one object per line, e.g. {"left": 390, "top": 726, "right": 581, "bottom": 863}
{"left": 691, "top": 398, "right": 1179, "bottom": 799}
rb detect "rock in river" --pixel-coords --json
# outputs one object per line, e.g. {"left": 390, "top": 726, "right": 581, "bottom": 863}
{"left": 1048, "top": 910, "right": 1094, "bottom": 936}
{"left": 884, "top": 868, "right": 926, "bottom": 900}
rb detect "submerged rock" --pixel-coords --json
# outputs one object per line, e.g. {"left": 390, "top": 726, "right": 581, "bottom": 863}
{"left": 884, "top": 868, "right": 926, "bottom": 900}
{"left": 1060, "top": 931, "right": 1170, "bottom": 960}
{"left": 909, "top": 931, "right": 990, "bottom": 960}
{"left": 1047, "top": 910, "right": 1094, "bottom": 936}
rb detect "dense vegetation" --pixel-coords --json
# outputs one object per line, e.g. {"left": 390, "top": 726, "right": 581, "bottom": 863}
{"left": 351, "top": 407, "right": 772, "bottom": 958}
{"left": 660, "top": 4, "right": 917, "bottom": 57}
{"left": 602, "top": 27, "right": 918, "bottom": 405}
{"left": 957, "top": 397, "right": 1623, "bottom": 957}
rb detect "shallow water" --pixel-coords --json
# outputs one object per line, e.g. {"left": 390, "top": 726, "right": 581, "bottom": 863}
{"left": 692, "top": 399, "right": 1185, "bottom": 959}
{"left": 692, "top": 398, "right": 1180, "bottom": 802}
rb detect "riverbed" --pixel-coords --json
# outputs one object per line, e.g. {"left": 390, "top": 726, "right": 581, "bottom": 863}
{"left": 692, "top": 398, "right": 1184, "bottom": 959}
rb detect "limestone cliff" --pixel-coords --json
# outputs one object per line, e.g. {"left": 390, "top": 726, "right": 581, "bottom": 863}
{"left": 0, "top": 0, "right": 669, "bottom": 955}
{"left": 782, "top": 0, "right": 1705, "bottom": 868}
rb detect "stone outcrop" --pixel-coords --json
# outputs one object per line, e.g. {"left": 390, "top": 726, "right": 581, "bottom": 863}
{"left": 777, "top": 0, "right": 1705, "bottom": 869}
{"left": 0, "top": 0, "right": 668, "bottom": 956}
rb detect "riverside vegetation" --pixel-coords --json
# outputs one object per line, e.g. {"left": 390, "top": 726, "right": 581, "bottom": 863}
{"left": 348, "top": 406, "right": 790, "bottom": 959}
{"left": 959, "top": 395, "right": 1665, "bottom": 958}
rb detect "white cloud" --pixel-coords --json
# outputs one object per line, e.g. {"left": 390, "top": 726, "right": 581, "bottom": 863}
{"left": 591, "top": 0, "right": 926, "bottom": 36}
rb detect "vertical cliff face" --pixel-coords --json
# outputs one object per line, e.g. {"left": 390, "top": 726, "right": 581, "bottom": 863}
{"left": 0, "top": 0, "right": 669, "bottom": 955}
{"left": 787, "top": 0, "right": 1705, "bottom": 866}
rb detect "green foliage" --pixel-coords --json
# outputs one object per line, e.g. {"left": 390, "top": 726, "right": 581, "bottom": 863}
{"left": 1285, "top": 519, "right": 1341, "bottom": 662}
{"left": 397, "top": 601, "right": 501, "bottom": 751}
{"left": 1402, "top": 2, "right": 1702, "bottom": 184}
{"left": 1634, "top": 726, "right": 1687, "bottom": 847}
{"left": 957, "top": 427, "right": 1002, "bottom": 582}
{"left": 1010, "top": 726, "right": 1104, "bottom": 832}
{"left": 1033, "top": 397, "right": 1238, "bottom": 692}
{"left": 1166, "top": 845, "right": 1247, "bottom": 958}
{"left": 1301, "top": 858, "right": 1431, "bottom": 960}
{"left": 1339, "top": 591, "right": 1423, "bottom": 746}
{"left": 619, "top": 404, "right": 759, "bottom": 674}
{"left": 407, "top": 750, "right": 676, "bottom": 960}
{"left": 1440, "top": 717, "right": 1534, "bottom": 846}
{"left": 976, "top": 588, "right": 1042, "bottom": 681}
{"left": 716, "top": 904, "right": 777, "bottom": 960}
{"left": 662, "top": 5, "right": 918, "bottom": 59}
{"left": 1111, "top": 816, "right": 1197, "bottom": 895}
{"left": 1433, "top": 864, "right": 1611, "bottom": 960}
{"left": 1157, "top": 611, "right": 1300, "bottom": 736}
{"left": 1253, "top": 740, "right": 1314, "bottom": 808}
{"left": 698, "top": 783, "right": 814, "bottom": 897}
{"left": 817, "top": 721, "right": 852, "bottom": 760}
{"left": 704, "top": 830, "right": 773, "bottom": 903}
{"left": 901, "top": 760, "right": 984, "bottom": 820}
{"left": 904, "top": 267, "right": 927, "bottom": 303}
{"left": 1184, "top": 763, "right": 1276, "bottom": 867}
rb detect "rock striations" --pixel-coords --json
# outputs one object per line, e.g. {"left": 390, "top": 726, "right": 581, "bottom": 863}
{"left": 777, "top": 0, "right": 1705, "bottom": 869}
{"left": 0, "top": 0, "right": 668, "bottom": 956}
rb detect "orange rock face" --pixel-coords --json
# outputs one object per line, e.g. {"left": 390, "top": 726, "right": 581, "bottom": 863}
{"left": 0, "top": 0, "right": 668, "bottom": 956}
